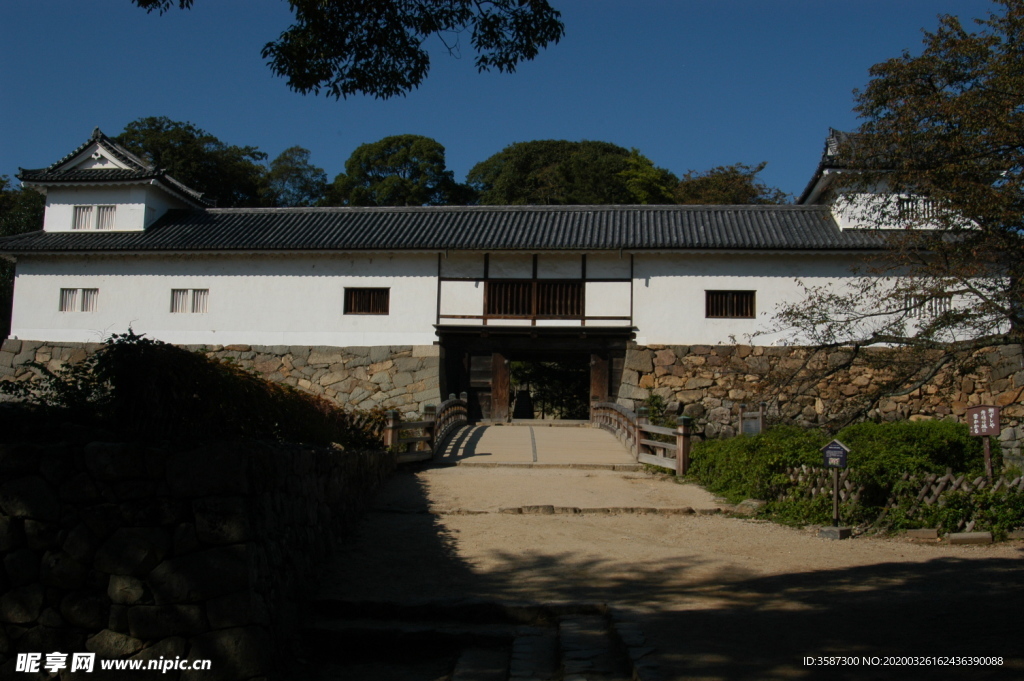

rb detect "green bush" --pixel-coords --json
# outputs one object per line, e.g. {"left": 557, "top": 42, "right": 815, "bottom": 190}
{"left": 1, "top": 330, "right": 383, "bottom": 449}
{"left": 690, "top": 419, "right": 997, "bottom": 528}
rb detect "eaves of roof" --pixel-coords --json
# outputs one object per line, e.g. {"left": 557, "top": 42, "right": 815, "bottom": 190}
{"left": 0, "top": 204, "right": 891, "bottom": 256}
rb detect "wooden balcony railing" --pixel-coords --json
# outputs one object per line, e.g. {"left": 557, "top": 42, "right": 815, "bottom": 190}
{"left": 590, "top": 401, "right": 694, "bottom": 475}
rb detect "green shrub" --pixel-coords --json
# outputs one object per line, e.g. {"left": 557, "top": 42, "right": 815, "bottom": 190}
{"left": 689, "top": 425, "right": 827, "bottom": 503}
{"left": 690, "top": 419, "right": 998, "bottom": 528}
{"left": 1, "top": 330, "right": 383, "bottom": 449}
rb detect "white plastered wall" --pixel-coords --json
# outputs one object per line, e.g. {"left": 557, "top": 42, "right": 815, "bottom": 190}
{"left": 11, "top": 252, "right": 440, "bottom": 346}
{"left": 631, "top": 251, "right": 860, "bottom": 346}
{"left": 43, "top": 185, "right": 191, "bottom": 232}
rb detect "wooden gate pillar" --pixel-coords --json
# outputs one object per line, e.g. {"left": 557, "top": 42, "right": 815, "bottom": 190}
{"left": 491, "top": 352, "right": 510, "bottom": 421}
{"left": 590, "top": 354, "right": 609, "bottom": 404}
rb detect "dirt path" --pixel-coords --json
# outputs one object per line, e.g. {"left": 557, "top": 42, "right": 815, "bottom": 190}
{"left": 316, "top": 466, "right": 1024, "bottom": 680}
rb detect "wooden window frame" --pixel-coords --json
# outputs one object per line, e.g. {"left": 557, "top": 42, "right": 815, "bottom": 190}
{"left": 484, "top": 279, "right": 585, "bottom": 320}
{"left": 171, "top": 288, "right": 209, "bottom": 314}
{"left": 72, "top": 204, "right": 116, "bottom": 230}
{"left": 344, "top": 287, "right": 390, "bottom": 315}
{"left": 59, "top": 287, "right": 98, "bottom": 312}
{"left": 705, "top": 290, "right": 756, "bottom": 319}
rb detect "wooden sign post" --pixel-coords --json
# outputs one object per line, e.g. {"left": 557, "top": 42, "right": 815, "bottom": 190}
{"left": 821, "top": 440, "right": 850, "bottom": 528}
{"left": 966, "top": 405, "right": 1000, "bottom": 482}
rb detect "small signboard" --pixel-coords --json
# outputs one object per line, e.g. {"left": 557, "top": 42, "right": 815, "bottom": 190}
{"left": 967, "top": 405, "right": 1000, "bottom": 436}
{"left": 821, "top": 439, "right": 850, "bottom": 469}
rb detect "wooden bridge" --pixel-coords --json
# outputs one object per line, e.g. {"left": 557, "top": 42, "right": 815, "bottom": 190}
{"left": 383, "top": 396, "right": 695, "bottom": 473}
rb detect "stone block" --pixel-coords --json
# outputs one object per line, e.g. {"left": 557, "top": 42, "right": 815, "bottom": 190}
{"left": 86, "top": 629, "right": 145, "bottom": 658}
{"left": 60, "top": 591, "right": 109, "bottom": 629}
{"left": 108, "top": 574, "right": 147, "bottom": 605}
{"left": 183, "top": 626, "right": 271, "bottom": 681}
{"left": 4, "top": 548, "right": 38, "bottom": 586}
{"left": 149, "top": 545, "right": 249, "bottom": 604}
{"left": 653, "top": 349, "right": 677, "bottom": 366}
{"left": 733, "top": 499, "right": 766, "bottom": 516}
{"left": 685, "top": 377, "right": 714, "bottom": 390}
{"left": 624, "top": 348, "right": 654, "bottom": 373}
{"left": 0, "top": 476, "right": 59, "bottom": 521}
{"left": 0, "top": 514, "right": 22, "bottom": 552}
{"left": 24, "top": 519, "right": 59, "bottom": 551}
{"left": 84, "top": 442, "right": 147, "bottom": 481}
{"left": 94, "top": 527, "right": 171, "bottom": 576}
{"left": 1, "top": 338, "right": 21, "bottom": 354}
{"left": 129, "top": 604, "right": 208, "bottom": 639}
{"left": 40, "top": 550, "right": 87, "bottom": 589}
{"left": 412, "top": 344, "right": 439, "bottom": 357}
{"left": 947, "top": 531, "right": 992, "bottom": 545}
{"left": 0, "top": 584, "right": 44, "bottom": 624}
{"left": 193, "top": 497, "right": 250, "bottom": 544}
{"left": 62, "top": 523, "right": 98, "bottom": 564}
{"left": 369, "top": 346, "right": 393, "bottom": 363}
{"left": 818, "top": 527, "right": 852, "bottom": 540}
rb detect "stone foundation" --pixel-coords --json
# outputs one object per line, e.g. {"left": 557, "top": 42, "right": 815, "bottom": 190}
{"left": 616, "top": 343, "right": 1024, "bottom": 469}
{"left": 0, "top": 432, "right": 396, "bottom": 679}
{"left": 0, "top": 340, "right": 443, "bottom": 419}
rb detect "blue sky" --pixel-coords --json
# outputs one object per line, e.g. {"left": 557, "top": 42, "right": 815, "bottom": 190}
{"left": 0, "top": 1, "right": 998, "bottom": 200}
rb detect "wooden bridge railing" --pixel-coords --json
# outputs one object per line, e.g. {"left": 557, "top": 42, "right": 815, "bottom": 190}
{"left": 382, "top": 392, "right": 469, "bottom": 463}
{"left": 590, "top": 401, "right": 694, "bottom": 476}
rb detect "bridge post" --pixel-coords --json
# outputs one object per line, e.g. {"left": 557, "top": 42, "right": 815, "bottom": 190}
{"left": 676, "top": 415, "right": 693, "bottom": 476}
{"left": 383, "top": 410, "right": 400, "bottom": 450}
{"left": 636, "top": 406, "right": 649, "bottom": 459}
{"left": 422, "top": 404, "right": 437, "bottom": 451}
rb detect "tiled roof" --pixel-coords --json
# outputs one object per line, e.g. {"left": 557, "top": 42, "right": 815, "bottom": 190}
{"left": 0, "top": 204, "right": 891, "bottom": 254}
{"left": 17, "top": 128, "right": 211, "bottom": 207}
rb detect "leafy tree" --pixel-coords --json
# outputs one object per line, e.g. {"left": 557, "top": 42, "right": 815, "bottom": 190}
{"left": 766, "top": 0, "right": 1024, "bottom": 425}
{"left": 468, "top": 140, "right": 674, "bottom": 205}
{"left": 132, "top": 0, "right": 565, "bottom": 100}
{"left": 325, "top": 134, "right": 472, "bottom": 206}
{"left": 673, "top": 162, "right": 788, "bottom": 205}
{"left": 0, "top": 176, "right": 45, "bottom": 338}
{"left": 116, "top": 117, "right": 270, "bottom": 207}
{"left": 267, "top": 146, "right": 327, "bottom": 207}
{"left": 619, "top": 150, "right": 678, "bottom": 204}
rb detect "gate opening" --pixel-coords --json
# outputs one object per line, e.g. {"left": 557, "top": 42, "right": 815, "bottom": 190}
{"left": 439, "top": 327, "right": 632, "bottom": 423}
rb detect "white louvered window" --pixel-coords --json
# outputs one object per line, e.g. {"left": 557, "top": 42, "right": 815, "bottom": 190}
{"left": 97, "top": 205, "right": 116, "bottom": 230}
{"left": 73, "top": 206, "right": 93, "bottom": 230}
{"left": 81, "top": 288, "right": 99, "bottom": 312}
{"left": 72, "top": 204, "right": 116, "bottom": 230}
{"left": 171, "top": 288, "right": 209, "bottom": 313}
{"left": 191, "top": 289, "right": 209, "bottom": 314}
{"left": 170, "top": 289, "right": 189, "bottom": 313}
{"left": 59, "top": 288, "right": 98, "bottom": 312}
{"left": 59, "top": 288, "right": 78, "bottom": 312}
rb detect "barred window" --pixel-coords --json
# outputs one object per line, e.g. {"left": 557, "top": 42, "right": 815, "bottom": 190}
{"left": 59, "top": 288, "right": 98, "bottom": 312}
{"left": 706, "top": 290, "right": 756, "bottom": 319}
{"left": 97, "top": 205, "right": 116, "bottom": 230}
{"left": 485, "top": 280, "right": 584, "bottom": 318}
{"left": 72, "top": 205, "right": 116, "bottom": 230}
{"left": 59, "top": 288, "right": 78, "bottom": 312}
{"left": 344, "top": 288, "right": 389, "bottom": 315}
{"left": 486, "top": 282, "right": 532, "bottom": 316}
{"left": 909, "top": 294, "right": 952, "bottom": 318}
{"left": 897, "top": 198, "right": 939, "bottom": 222}
{"left": 72, "top": 206, "right": 93, "bottom": 230}
{"left": 171, "top": 288, "right": 208, "bottom": 313}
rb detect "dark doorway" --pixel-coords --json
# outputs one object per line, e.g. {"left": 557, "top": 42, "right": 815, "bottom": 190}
{"left": 438, "top": 327, "right": 632, "bottom": 423}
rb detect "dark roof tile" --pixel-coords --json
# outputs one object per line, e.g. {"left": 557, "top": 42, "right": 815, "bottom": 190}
{"left": 0, "top": 204, "right": 890, "bottom": 254}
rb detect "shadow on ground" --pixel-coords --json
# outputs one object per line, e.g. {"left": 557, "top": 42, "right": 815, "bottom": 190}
{"left": 310, "top": 467, "right": 1024, "bottom": 680}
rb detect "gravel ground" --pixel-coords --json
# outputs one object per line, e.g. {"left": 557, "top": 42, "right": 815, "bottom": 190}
{"left": 316, "top": 466, "right": 1024, "bottom": 680}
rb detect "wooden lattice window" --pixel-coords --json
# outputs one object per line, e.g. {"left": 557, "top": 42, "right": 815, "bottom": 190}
{"left": 706, "top": 291, "right": 755, "bottom": 319}
{"left": 485, "top": 280, "right": 584, "bottom": 318}
{"left": 344, "top": 288, "right": 390, "bottom": 315}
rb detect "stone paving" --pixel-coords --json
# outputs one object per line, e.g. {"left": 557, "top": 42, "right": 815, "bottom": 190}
{"left": 439, "top": 424, "right": 639, "bottom": 469}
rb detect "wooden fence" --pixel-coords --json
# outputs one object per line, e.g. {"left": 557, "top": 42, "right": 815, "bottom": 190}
{"left": 382, "top": 393, "right": 469, "bottom": 463}
{"left": 590, "top": 401, "right": 695, "bottom": 475}
{"left": 781, "top": 464, "right": 1024, "bottom": 531}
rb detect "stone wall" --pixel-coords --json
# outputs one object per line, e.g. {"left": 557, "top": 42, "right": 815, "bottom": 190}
{"left": 616, "top": 343, "right": 1024, "bottom": 469}
{"left": 0, "top": 432, "right": 396, "bottom": 680}
{"left": 0, "top": 340, "right": 443, "bottom": 419}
